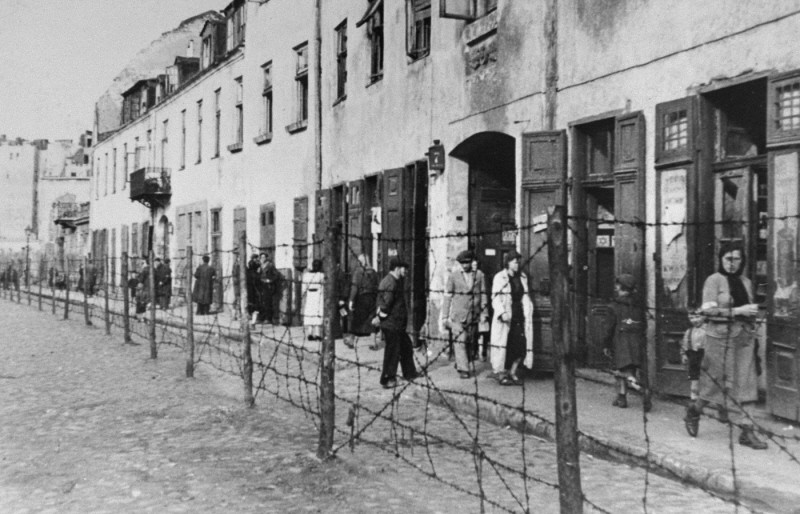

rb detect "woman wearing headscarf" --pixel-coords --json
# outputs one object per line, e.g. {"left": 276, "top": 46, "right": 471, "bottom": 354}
{"left": 683, "top": 242, "right": 766, "bottom": 449}
{"left": 490, "top": 250, "right": 534, "bottom": 385}
{"left": 302, "top": 259, "right": 325, "bottom": 341}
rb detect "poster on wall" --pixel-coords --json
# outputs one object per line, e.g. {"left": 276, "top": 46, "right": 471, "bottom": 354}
{"left": 660, "top": 168, "right": 687, "bottom": 292}
{"left": 773, "top": 152, "right": 799, "bottom": 317}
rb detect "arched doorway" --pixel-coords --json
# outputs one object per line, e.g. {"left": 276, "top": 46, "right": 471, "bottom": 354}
{"left": 450, "top": 132, "right": 516, "bottom": 282}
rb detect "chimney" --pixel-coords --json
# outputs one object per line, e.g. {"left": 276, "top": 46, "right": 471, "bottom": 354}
{"left": 187, "top": 39, "right": 195, "bottom": 58}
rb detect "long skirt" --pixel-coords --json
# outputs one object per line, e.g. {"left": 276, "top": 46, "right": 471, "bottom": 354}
{"left": 698, "top": 321, "right": 758, "bottom": 409}
{"left": 505, "top": 320, "right": 527, "bottom": 369}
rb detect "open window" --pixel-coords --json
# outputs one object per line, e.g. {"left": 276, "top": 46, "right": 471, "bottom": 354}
{"left": 440, "top": 0, "right": 497, "bottom": 21}
{"left": 406, "top": 0, "right": 431, "bottom": 60}
{"left": 357, "top": 0, "right": 384, "bottom": 83}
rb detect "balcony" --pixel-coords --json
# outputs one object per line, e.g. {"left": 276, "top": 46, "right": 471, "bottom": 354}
{"left": 130, "top": 167, "right": 171, "bottom": 209}
{"left": 54, "top": 202, "right": 90, "bottom": 229}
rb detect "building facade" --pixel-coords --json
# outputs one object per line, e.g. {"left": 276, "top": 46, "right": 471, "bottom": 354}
{"left": 90, "top": 0, "right": 800, "bottom": 421}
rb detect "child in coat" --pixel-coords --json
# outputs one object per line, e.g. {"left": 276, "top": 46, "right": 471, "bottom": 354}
{"left": 135, "top": 282, "right": 148, "bottom": 320}
{"left": 682, "top": 310, "right": 706, "bottom": 402}
{"left": 604, "top": 274, "right": 650, "bottom": 411}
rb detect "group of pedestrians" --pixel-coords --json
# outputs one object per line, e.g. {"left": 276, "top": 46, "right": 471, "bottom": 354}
{"left": 235, "top": 252, "right": 283, "bottom": 325}
{"left": 129, "top": 257, "right": 172, "bottom": 319}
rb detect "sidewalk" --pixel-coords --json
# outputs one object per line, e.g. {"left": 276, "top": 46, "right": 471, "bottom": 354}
{"left": 406, "top": 356, "right": 800, "bottom": 514}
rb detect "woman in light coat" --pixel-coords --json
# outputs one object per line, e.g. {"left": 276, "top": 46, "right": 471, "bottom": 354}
{"left": 302, "top": 259, "right": 325, "bottom": 341}
{"left": 490, "top": 250, "right": 534, "bottom": 385}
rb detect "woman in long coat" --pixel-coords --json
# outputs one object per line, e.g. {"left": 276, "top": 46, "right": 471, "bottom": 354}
{"left": 490, "top": 250, "right": 534, "bottom": 385}
{"left": 345, "top": 254, "right": 379, "bottom": 349}
{"left": 683, "top": 242, "right": 766, "bottom": 449}
{"left": 302, "top": 259, "right": 325, "bottom": 340}
{"left": 192, "top": 255, "right": 216, "bottom": 315}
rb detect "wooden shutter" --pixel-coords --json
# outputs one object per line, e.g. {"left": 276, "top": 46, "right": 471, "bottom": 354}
{"left": 293, "top": 196, "right": 309, "bottom": 269}
{"left": 614, "top": 111, "right": 646, "bottom": 286}
{"left": 314, "top": 189, "right": 331, "bottom": 262}
{"left": 260, "top": 203, "right": 276, "bottom": 254}
{"left": 347, "top": 179, "right": 367, "bottom": 271}
{"left": 381, "top": 167, "right": 410, "bottom": 274}
{"left": 440, "top": 0, "right": 475, "bottom": 20}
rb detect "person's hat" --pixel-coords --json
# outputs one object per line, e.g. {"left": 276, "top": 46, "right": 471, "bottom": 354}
{"left": 504, "top": 250, "right": 522, "bottom": 266}
{"left": 616, "top": 273, "right": 637, "bottom": 291}
{"left": 388, "top": 257, "right": 409, "bottom": 270}
{"left": 456, "top": 250, "right": 475, "bottom": 264}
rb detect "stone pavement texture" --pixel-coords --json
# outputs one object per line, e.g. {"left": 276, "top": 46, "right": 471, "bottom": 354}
{"left": 1, "top": 288, "right": 797, "bottom": 512}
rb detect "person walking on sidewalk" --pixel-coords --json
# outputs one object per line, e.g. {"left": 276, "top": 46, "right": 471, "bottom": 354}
{"left": 490, "top": 250, "right": 534, "bottom": 386}
{"left": 441, "top": 250, "right": 488, "bottom": 379}
{"left": 345, "top": 253, "right": 379, "bottom": 350}
{"left": 154, "top": 258, "right": 171, "bottom": 309}
{"left": 682, "top": 310, "right": 706, "bottom": 404}
{"left": 602, "top": 274, "right": 650, "bottom": 411}
{"left": 302, "top": 259, "right": 325, "bottom": 340}
{"left": 683, "top": 242, "right": 767, "bottom": 450}
{"left": 373, "top": 258, "right": 421, "bottom": 389}
{"left": 246, "top": 254, "right": 260, "bottom": 325}
{"left": 257, "top": 253, "right": 282, "bottom": 325}
{"left": 193, "top": 255, "right": 216, "bottom": 316}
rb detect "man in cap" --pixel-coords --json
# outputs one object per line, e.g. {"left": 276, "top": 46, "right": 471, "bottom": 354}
{"left": 373, "top": 257, "right": 421, "bottom": 388}
{"left": 441, "top": 250, "right": 488, "bottom": 379}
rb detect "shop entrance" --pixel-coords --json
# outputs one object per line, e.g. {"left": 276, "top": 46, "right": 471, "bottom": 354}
{"left": 450, "top": 132, "right": 516, "bottom": 284}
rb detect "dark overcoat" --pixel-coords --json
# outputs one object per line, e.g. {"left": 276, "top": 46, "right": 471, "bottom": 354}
{"left": 192, "top": 263, "right": 216, "bottom": 304}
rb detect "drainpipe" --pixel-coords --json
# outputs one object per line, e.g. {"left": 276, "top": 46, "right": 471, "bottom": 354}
{"left": 544, "top": 0, "right": 558, "bottom": 130}
{"left": 313, "top": 0, "right": 322, "bottom": 189}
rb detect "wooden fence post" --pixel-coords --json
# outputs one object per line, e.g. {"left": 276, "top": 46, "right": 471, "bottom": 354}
{"left": 104, "top": 257, "right": 111, "bottom": 335}
{"left": 318, "top": 224, "right": 337, "bottom": 459}
{"left": 239, "top": 233, "right": 254, "bottom": 407}
{"left": 185, "top": 246, "right": 195, "bottom": 378}
{"left": 83, "top": 256, "right": 92, "bottom": 326}
{"left": 63, "top": 258, "right": 70, "bottom": 319}
{"left": 38, "top": 258, "right": 43, "bottom": 311}
{"left": 51, "top": 259, "right": 56, "bottom": 315}
{"left": 122, "top": 252, "right": 131, "bottom": 343}
{"left": 548, "top": 205, "right": 583, "bottom": 514}
{"left": 149, "top": 249, "right": 157, "bottom": 359}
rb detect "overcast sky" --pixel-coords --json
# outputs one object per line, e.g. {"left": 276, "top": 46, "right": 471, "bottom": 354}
{"left": 0, "top": 0, "right": 224, "bottom": 142}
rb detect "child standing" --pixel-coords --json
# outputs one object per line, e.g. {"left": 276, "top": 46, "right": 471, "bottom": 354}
{"left": 682, "top": 311, "right": 706, "bottom": 402}
{"left": 135, "top": 282, "right": 148, "bottom": 321}
{"left": 603, "top": 274, "right": 650, "bottom": 411}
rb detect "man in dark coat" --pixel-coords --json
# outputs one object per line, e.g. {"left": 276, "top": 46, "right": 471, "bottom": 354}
{"left": 257, "top": 253, "right": 282, "bottom": 324}
{"left": 193, "top": 255, "right": 216, "bottom": 315}
{"left": 84, "top": 258, "right": 98, "bottom": 296}
{"left": 154, "top": 258, "right": 172, "bottom": 310}
{"left": 373, "top": 258, "right": 421, "bottom": 389}
{"left": 246, "top": 253, "right": 260, "bottom": 322}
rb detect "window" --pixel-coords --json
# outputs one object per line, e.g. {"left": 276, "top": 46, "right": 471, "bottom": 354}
{"left": 134, "top": 136, "right": 141, "bottom": 169}
{"left": 407, "top": 0, "right": 431, "bottom": 60}
{"left": 104, "top": 153, "right": 109, "bottom": 196}
{"left": 123, "top": 142, "right": 128, "bottom": 189}
{"left": 210, "top": 207, "right": 222, "bottom": 291}
{"left": 663, "top": 110, "right": 688, "bottom": 151}
{"left": 228, "top": 77, "right": 244, "bottom": 152}
{"left": 367, "top": 3, "right": 384, "bottom": 82}
{"left": 112, "top": 147, "right": 117, "bottom": 193}
{"left": 180, "top": 109, "right": 186, "bottom": 169}
{"left": 146, "top": 129, "right": 152, "bottom": 167}
{"left": 201, "top": 36, "right": 212, "bottom": 69}
{"left": 197, "top": 99, "right": 203, "bottom": 163}
{"left": 226, "top": 1, "right": 246, "bottom": 51}
{"left": 160, "top": 120, "right": 168, "bottom": 169}
{"left": 440, "top": 0, "right": 497, "bottom": 20}
{"left": 214, "top": 88, "right": 221, "bottom": 157}
{"left": 291, "top": 43, "right": 309, "bottom": 129}
{"left": 335, "top": 20, "right": 347, "bottom": 101}
{"left": 258, "top": 62, "right": 273, "bottom": 142}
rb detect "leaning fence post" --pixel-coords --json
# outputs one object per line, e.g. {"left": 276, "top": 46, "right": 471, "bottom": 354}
{"left": 149, "top": 249, "right": 157, "bottom": 359}
{"left": 83, "top": 256, "right": 92, "bottom": 326}
{"left": 238, "top": 233, "right": 254, "bottom": 407}
{"left": 63, "top": 258, "right": 70, "bottom": 319}
{"left": 318, "top": 224, "right": 337, "bottom": 459}
{"left": 122, "top": 252, "right": 131, "bottom": 343}
{"left": 548, "top": 205, "right": 583, "bottom": 514}
{"left": 185, "top": 246, "right": 195, "bottom": 378}
{"left": 104, "top": 257, "right": 111, "bottom": 335}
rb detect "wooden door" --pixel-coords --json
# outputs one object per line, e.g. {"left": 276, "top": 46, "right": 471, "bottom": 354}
{"left": 520, "top": 130, "right": 567, "bottom": 372}
{"left": 233, "top": 206, "right": 246, "bottom": 251}
{"left": 293, "top": 196, "right": 309, "bottom": 270}
{"left": 469, "top": 166, "right": 515, "bottom": 287}
{"left": 381, "top": 168, "right": 410, "bottom": 274}
{"left": 347, "top": 178, "right": 367, "bottom": 272}
{"left": 260, "top": 203, "right": 276, "bottom": 255}
{"left": 314, "top": 189, "right": 331, "bottom": 263}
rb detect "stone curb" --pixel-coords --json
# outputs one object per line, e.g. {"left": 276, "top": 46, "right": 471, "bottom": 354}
{"left": 412, "top": 385, "right": 800, "bottom": 514}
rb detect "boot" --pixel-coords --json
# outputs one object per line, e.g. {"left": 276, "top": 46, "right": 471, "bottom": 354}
{"left": 739, "top": 427, "right": 768, "bottom": 450}
{"left": 684, "top": 404, "right": 700, "bottom": 437}
{"left": 612, "top": 394, "right": 628, "bottom": 408}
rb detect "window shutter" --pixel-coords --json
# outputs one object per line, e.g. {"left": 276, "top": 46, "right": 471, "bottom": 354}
{"left": 614, "top": 111, "right": 646, "bottom": 286}
{"left": 406, "top": 0, "right": 417, "bottom": 58}
{"left": 655, "top": 96, "right": 696, "bottom": 167}
{"left": 521, "top": 130, "right": 567, "bottom": 188}
{"left": 767, "top": 69, "right": 800, "bottom": 147}
{"left": 314, "top": 189, "right": 331, "bottom": 262}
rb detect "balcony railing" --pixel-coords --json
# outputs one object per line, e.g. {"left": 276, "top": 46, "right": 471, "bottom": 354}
{"left": 129, "top": 167, "right": 171, "bottom": 208}
{"left": 54, "top": 202, "right": 90, "bottom": 228}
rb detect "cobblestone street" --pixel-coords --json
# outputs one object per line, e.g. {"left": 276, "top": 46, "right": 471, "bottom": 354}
{"left": 0, "top": 299, "right": 753, "bottom": 513}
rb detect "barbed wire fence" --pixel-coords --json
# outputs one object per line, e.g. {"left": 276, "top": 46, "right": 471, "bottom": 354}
{"left": 0, "top": 209, "right": 799, "bottom": 512}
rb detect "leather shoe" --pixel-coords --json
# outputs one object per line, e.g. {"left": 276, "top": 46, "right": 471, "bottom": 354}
{"left": 612, "top": 394, "right": 628, "bottom": 408}
{"left": 739, "top": 429, "right": 767, "bottom": 450}
{"left": 684, "top": 405, "right": 700, "bottom": 437}
{"left": 382, "top": 379, "right": 397, "bottom": 389}
{"left": 458, "top": 371, "right": 471, "bottom": 379}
